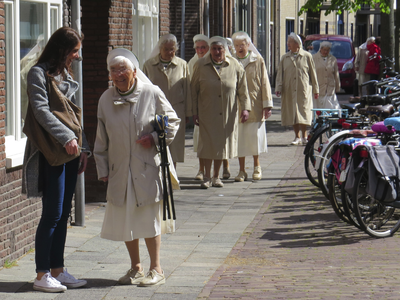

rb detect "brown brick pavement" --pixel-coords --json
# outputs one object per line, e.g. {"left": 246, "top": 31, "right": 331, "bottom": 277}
{"left": 198, "top": 145, "right": 400, "bottom": 300}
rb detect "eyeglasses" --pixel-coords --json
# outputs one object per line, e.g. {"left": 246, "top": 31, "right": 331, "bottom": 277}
{"left": 195, "top": 46, "right": 208, "bottom": 50}
{"left": 111, "top": 67, "right": 129, "bottom": 75}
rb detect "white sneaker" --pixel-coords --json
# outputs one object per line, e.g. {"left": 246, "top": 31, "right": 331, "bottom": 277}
{"left": 291, "top": 138, "right": 302, "bottom": 145}
{"left": 55, "top": 268, "right": 87, "bottom": 288}
{"left": 138, "top": 269, "right": 165, "bottom": 286}
{"left": 118, "top": 268, "right": 145, "bottom": 285}
{"left": 33, "top": 272, "right": 67, "bottom": 293}
{"left": 301, "top": 138, "right": 308, "bottom": 145}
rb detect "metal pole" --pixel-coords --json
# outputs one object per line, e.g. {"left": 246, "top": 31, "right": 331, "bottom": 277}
{"left": 205, "top": 0, "right": 210, "bottom": 36}
{"left": 71, "top": 0, "right": 85, "bottom": 226}
{"left": 181, "top": 0, "right": 185, "bottom": 60}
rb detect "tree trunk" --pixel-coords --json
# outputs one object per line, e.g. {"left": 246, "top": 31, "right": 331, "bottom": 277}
{"left": 395, "top": 0, "right": 400, "bottom": 72}
{"left": 380, "top": 0, "right": 394, "bottom": 71}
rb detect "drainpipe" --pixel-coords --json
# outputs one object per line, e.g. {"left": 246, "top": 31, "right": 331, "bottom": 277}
{"left": 71, "top": 0, "right": 85, "bottom": 226}
{"left": 205, "top": 0, "right": 210, "bottom": 36}
{"left": 181, "top": 0, "right": 185, "bottom": 60}
{"left": 219, "top": 0, "right": 224, "bottom": 36}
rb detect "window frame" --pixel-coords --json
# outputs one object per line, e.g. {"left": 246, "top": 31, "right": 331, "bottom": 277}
{"left": 4, "top": 0, "right": 62, "bottom": 168}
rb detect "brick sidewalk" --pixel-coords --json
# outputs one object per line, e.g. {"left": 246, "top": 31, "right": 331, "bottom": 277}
{"left": 199, "top": 145, "right": 400, "bottom": 299}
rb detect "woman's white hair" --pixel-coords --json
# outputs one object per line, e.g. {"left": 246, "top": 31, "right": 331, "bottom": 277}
{"left": 159, "top": 35, "right": 179, "bottom": 51}
{"left": 367, "top": 36, "right": 375, "bottom": 43}
{"left": 108, "top": 56, "right": 135, "bottom": 71}
{"left": 320, "top": 41, "right": 332, "bottom": 49}
{"left": 232, "top": 33, "right": 251, "bottom": 45}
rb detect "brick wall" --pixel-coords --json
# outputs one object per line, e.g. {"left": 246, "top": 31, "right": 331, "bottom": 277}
{"left": 168, "top": 0, "right": 199, "bottom": 61}
{"left": 160, "top": 0, "right": 170, "bottom": 36}
{"left": 82, "top": 0, "right": 133, "bottom": 203}
{"left": 0, "top": 0, "right": 42, "bottom": 267}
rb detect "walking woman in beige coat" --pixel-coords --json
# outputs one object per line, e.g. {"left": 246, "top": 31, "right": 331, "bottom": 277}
{"left": 143, "top": 34, "right": 191, "bottom": 167}
{"left": 313, "top": 41, "right": 340, "bottom": 109}
{"left": 275, "top": 33, "right": 319, "bottom": 145}
{"left": 232, "top": 31, "right": 273, "bottom": 181}
{"left": 188, "top": 34, "right": 209, "bottom": 181}
{"left": 191, "top": 36, "right": 251, "bottom": 189}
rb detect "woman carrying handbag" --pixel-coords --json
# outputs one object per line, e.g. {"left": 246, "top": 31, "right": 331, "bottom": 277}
{"left": 22, "top": 27, "right": 90, "bottom": 293}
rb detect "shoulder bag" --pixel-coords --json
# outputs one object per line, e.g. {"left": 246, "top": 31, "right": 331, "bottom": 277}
{"left": 23, "top": 74, "right": 82, "bottom": 166}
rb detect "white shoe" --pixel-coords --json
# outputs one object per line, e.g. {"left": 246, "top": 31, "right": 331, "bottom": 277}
{"left": 55, "top": 268, "right": 87, "bottom": 288}
{"left": 33, "top": 272, "right": 67, "bottom": 293}
{"left": 195, "top": 171, "right": 204, "bottom": 181}
{"left": 291, "top": 138, "right": 302, "bottom": 145}
{"left": 138, "top": 269, "right": 165, "bottom": 286}
{"left": 118, "top": 268, "right": 145, "bottom": 285}
{"left": 253, "top": 166, "right": 262, "bottom": 180}
{"left": 234, "top": 171, "right": 248, "bottom": 182}
{"left": 301, "top": 138, "right": 308, "bottom": 145}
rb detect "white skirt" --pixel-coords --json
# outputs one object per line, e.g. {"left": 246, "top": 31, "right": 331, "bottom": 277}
{"left": 237, "top": 122, "right": 268, "bottom": 157}
{"left": 193, "top": 125, "right": 199, "bottom": 152}
{"left": 100, "top": 170, "right": 175, "bottom": 242}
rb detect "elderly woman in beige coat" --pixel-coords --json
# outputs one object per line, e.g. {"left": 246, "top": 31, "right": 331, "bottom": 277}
{"left": 143, "top": 34, "right": 191, "bottom": 167}
{"left": 355, "top": 39, "right": 370, "bottom": 96}
{"left": 188, "top": 34, "right": 209, "bottom": 181}
{"left": 232, "top": 31, "right": 273, "bottom": 182}
{"left": 275, "top": 32, "right": 319, "bottom": 145}
{"left": 192, "top": 36, "right": 251, "bottom": 189}
{"left": 313, "top": 41, "right": 340, "bottom": 109}
{"left": 94, "top": 48, "right": 180, "bottom": 287}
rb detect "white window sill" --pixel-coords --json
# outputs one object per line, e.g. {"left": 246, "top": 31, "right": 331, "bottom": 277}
{"left": 5, "top": 136, "right": 27, "bottom": 169}
{"left": 6, "top": 153, "right": 25, "bottom": 168}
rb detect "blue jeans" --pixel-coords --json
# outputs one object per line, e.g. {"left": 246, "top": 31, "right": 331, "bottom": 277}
{"left": 35, "top": 155, "right": 79, "bottom": 273}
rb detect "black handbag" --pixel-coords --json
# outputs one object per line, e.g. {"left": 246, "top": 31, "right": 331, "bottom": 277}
{"left": 23, "top": 74, "right": 82, "bottom": 166}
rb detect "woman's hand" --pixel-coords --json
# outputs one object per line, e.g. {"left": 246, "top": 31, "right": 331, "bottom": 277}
{"left": 240, "top": 110, "right": 249, "bottom": 123}
{"left": 136, "top": 134, "right": 154, "bottom": 149}
{"left": 263, "top": 108, "right": 272, "bottom": 119}
{"left": 275, "top": 91, "right": 281, "bottom": 97}
{"left": 193, "top": 115, "right": 199, "bottom": 126}
{"left": 99, "top": 177, "right": 108, "bottom": 182}
{"left": 314, "top": 93, "right": 319, "bottom": 99}
{"left": 65, "top": 139, "right": 79, "bottom": 155}
{"left": 78, "top": 152, "right": 88, "bottom": 175}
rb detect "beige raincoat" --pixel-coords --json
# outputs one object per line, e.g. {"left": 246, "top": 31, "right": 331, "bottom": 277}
{"left": 143, "top": 55, "right": 191, "bottom": 162}
{"left": 234, "top": 51, "right": 273, "bottom": 122}
{"left": 191, "top": 54, "right": 251, "bottom": 159}
{"left": 275, "top": 48, "right": 319, "bottom": 126}
{"left": 313, "top": 51, "right": 340, "bottom": 97}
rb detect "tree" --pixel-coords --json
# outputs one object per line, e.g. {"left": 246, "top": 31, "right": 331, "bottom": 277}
{"left": 300, "top": 0, "right": 397, "bottom": 72}
{"left": 299, "top": 0, "right": 391, "bottom": 15}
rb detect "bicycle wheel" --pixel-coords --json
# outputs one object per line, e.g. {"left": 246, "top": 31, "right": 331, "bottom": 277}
{"left": 327, "top": 172, "right": 351, "bottom": 224}
{"left": 340, "top": 183, "right": 363, "bottom": 230}
{"left": 317, "top": 132, "right": 352, "bottom": 199}
{"left": 304, "top": 126, "right": 331, "bottom": 188}
{"left": 352, "top": 167, "right": 400, "bottom": 238}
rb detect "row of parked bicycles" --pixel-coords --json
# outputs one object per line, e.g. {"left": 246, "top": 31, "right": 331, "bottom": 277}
{"left": 304, "top": 58, "right": 400, "bottom": 238}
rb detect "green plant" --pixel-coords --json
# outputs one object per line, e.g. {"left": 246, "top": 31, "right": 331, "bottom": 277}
{"left": 3, "top": 259, "right": 18, "bottom": 269}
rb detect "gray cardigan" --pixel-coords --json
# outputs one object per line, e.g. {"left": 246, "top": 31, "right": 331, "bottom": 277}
{"left": 22, "top": 63, "right": 90, "bottom": 198}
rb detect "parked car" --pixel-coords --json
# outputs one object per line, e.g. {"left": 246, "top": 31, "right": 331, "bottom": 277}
{"left": 304, "top": 34, "right": 356, "bottom": 94}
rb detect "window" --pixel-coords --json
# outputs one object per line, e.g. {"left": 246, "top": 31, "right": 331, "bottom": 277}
{"left": 4, "top": 0, "right": 62, "bottom": 168}
{"left": 325, "top": 22, "right": 328, "bottom": 34}
{"left": 132, "top": 0, "right": 159, "bottom": 67}
{"left": 236, "top": 0, "right": 251, "bottom": 34}
{"left": 300, "top": 20, "right": 304, "bottom": 35}
{"left": 286, "top": 19, "right": 294, "bottom": 52}
{"left": 257, "top": 0, "right": 267, "bottom": 60}
{"left": 337, "top": 13, "right": 344, "bottom": 35}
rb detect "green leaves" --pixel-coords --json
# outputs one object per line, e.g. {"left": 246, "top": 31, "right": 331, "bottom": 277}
{"left": 299, "top": 0, "right": 391, "bottom": 17}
